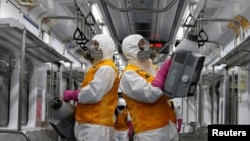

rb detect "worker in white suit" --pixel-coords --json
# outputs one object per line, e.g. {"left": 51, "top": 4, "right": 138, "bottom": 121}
{"left": 119, "top": 34, "right": 176, "bottom": 141}
{"left": 114, "top": 97, "right": 133, "bottom": 141}
{"left": 63, "top": 34, "right": 119, "bottom": 141}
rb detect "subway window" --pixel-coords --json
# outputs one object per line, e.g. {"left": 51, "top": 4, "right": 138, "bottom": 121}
{"left": 0, "top": 49, "right": 11, "bottom": 127}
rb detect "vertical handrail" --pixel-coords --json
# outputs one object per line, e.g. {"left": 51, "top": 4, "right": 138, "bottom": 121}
{"left": 221, "top": 100, "right": 224, "bottom": 124}
{"left": 198, "top": 83, "right": 204, "bottom": 126}
{"left": 69, "top": 63, "right": 73, "bottom": 90}
{"left": 224, "top": 67, "right": 230, "bottom": 124}
{"left": 211, "top": 66, "right": 215, "bottom": 124}
{"left": 186, "top": 97, "right": 189, "bottom": 125}
{"left": 18, "top": 28, "right": 26, "bottom": 130}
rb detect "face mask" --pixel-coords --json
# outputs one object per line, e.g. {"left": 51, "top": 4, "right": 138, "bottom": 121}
{"left": 83, "top": 40, "right": 103, "bottom": 61}
{"left": 83, "top": 48, "right": 103, "bottom": 60}
{"left": 137, "top": 48, "right": 157, "bottom": 62}
{"left": 90, "top": 49, "right": 103, "bottom": 60}
{"left": 137, "top": 39, "right": 157, "bottom": 62}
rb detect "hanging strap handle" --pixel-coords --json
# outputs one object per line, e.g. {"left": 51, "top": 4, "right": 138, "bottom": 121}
{"left": 73, "top": 7, "right": 89, "bottom": 46}
{"left": 183, "top": 13, "right": 196, "bottom": 27}
{"left": 198, "top": 28, "right": 208, "bottom": 47}
{"left": 85, "top": 2, "right": 96, "bottom": 26}
{"left": 85, "top": 12, "right": 96, "bottom": 26}
{"left": 197, "top": 13, "right": 208, "bottom": 47}
{"left": 73, "top": 27, "right": 89, "bottom": 45}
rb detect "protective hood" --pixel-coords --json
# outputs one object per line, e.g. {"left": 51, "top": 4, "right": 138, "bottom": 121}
{"left": 117, "top": 98, "right": 126, "bottom": 113}
{"left": 117, "top": 98, "right": 126, "bottom": 106}
{"left": 122, "top": 34, "right": 157, "bottom": 75}
{"left": 91, "top": 34, "right": 115, "bottom": 60}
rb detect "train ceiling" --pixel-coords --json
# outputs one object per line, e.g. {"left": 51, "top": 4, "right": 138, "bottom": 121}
{"left": 94, "top": 0, "right": 187, "bottom": 53}
{"left": 11, "top": 0, "right": 250, "bottom": 63}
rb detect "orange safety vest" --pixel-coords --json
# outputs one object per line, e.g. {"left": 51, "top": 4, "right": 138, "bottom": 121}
{"left": 75, "top": 59, "right": 119, "bottom": 127}
{"left": 114, "top": 109, "right": 129, "bottom": 131}
{"left": 121, "top": 64, "right": 173, "bottom": 133}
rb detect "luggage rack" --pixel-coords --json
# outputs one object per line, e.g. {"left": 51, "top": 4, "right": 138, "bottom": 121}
{"left": 214, "top": 35, "right": 250, "bottom": 67}
{"left": 0, "top": 18, "right": 71, "bottom": 63}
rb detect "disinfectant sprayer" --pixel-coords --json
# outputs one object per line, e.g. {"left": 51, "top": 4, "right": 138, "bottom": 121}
{"left": 49, "top": 97, "right": 76, "bottom": 141}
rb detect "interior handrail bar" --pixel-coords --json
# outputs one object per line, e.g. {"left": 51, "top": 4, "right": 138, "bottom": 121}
{"left": 197, "top": 18, "right": 244, "bottom": 40}
{"left": 39, "top": 16, "right": 83, "bottom": 38}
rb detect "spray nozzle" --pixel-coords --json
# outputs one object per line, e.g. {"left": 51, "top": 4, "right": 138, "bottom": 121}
{"left": 50, "top": 97, "right": 63, "bottom": 110}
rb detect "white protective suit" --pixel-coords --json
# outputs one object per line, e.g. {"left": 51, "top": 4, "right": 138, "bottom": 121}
{"left": 168, "top": 101, "right": 182, "bottom": 141}
{"left": 75, "top": 34, "right": 118, "bottom": 141}
{"left": 114, "top": 97, "right": 132, "bottom": 141}
{"left": 119, "top": 34, "right": 173, "bottom": 141}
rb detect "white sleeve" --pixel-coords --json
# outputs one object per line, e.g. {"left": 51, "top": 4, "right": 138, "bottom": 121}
{"left": 78, "top": 65, "right": 116, "bottom": 104}
{"left": 127, "top": 112, "right": 132, "bottom": 122}
{"left": 119, "top": 70, "right": 163, "bottom": 103}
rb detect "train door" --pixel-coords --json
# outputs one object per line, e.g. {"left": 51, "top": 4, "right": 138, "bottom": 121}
{"left": 237, "top": 65, "right": 249, "bottom": 124}
{"left": 45, "top": 63, "right": 60, "bottom": 141}
{"left": 225, "top": 65, "right": 249, "bottom": 125}
{"left": 208, "top": 74, "right": 224, "bottom": 125}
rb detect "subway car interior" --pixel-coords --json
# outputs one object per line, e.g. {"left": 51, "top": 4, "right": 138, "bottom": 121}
{"left": 0, "top": 0, "right": 250, "bottom": 141}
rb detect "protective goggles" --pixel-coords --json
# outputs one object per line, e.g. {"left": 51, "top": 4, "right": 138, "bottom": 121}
{"left": 90, "top": 40, "right": 99, "bottom": 50}
{"left": 117, "top": 106, "right": 125, "bottom": 110}
{"left": 138, "top": 39, "right": 150, "bottom": 51}
{"left": 85, "top": 40, "right": 103, "bottom": 60}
